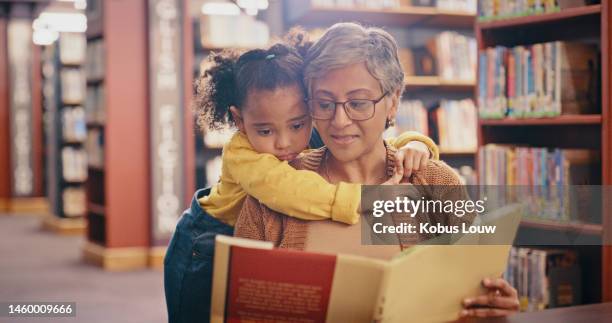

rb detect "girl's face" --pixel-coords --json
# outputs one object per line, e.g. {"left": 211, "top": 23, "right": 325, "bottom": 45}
{"left": 310, "top": 62, "right": 399, "bottom": 163}
{"left": 231, "top": 84, "right": 312, "bottom": 161}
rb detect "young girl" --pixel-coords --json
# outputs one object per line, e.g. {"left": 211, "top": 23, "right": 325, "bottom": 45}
{"left": 164, "top": 42, "right": 439, "bottom": 323}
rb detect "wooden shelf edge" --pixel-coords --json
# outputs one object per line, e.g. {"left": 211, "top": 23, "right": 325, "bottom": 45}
{"left": 404, "top": 76, "right": 475, "bottom": 90}
{"left": 5, "top": 197, "right": 49, "bottom": 214}
{"left": 439, "top": 150, "right": 477, "bottom": 155}
{"left": 82, "top": 242, "right": 149, "bottom": 271}
{"left": 521, "top": 219, "right": 603, "bottom": 236}
{"left": 479, "top": 115, "right": 602, "bottom": 126}
{"left": 41, "top": 215, "right": 87, "bottom": 235}
{"left": 477, "top": 4, "right": 601, "bottom": 30}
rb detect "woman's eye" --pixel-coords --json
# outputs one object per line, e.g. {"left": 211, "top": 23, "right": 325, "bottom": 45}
{"left": 257, "top": 129, "right": 272, "bottom": 136}
{"left": 291, "top": 122, "right": 305, "bottom": 130}
{"left": 317, "top": 101, "right": 335, "bottom": 110}
{"left": 349, "top": 100, "right": 368, "bottom": 110}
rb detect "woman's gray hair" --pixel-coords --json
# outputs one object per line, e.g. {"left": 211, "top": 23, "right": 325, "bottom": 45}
{"left": 303, "top": 22, "right": 405, "bottom": 98}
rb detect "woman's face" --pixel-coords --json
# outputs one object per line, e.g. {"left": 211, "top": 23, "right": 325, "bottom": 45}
{"left": 232, "top": 84, "right": 312, "bottom": 161}
{"left": 310, "top": 62, "right": 399, "bottom": 162}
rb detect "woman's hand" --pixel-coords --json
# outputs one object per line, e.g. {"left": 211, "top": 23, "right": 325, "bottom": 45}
{"left": 395, "top": 141, "right": 431, "bottom": 179}
{"left": 460, "top": 278, "right": 520, "bottom": 318}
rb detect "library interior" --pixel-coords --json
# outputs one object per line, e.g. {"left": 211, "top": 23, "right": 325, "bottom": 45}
{"left": 1, "top": 0, "right": 611, "bottom": 322}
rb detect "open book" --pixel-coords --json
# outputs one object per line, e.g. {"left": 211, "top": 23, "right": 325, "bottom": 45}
{"left": 211, "top": 204, "right": 522, "bottom": 323}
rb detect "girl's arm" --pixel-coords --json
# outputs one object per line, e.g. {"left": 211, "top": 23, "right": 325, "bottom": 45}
{"left": 226, "top": 131, "right": 439, "bottom": 225}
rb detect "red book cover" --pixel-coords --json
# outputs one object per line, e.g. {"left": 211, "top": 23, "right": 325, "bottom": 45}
{"left": 225, "top": 246, "right": 337, "bottom": 323}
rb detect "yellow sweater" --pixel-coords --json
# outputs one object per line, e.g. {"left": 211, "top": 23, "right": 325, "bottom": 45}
{"left": 199, "top": 131, "right": 439, "bottom": 226}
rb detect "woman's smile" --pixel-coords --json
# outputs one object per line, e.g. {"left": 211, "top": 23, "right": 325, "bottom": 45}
{"left": 330, "top": 134, "right": 359, "bottom": 146}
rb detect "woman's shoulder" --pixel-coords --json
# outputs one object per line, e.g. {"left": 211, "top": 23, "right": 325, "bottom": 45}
{"left": 413, "top": 159, "right": 463, "bottom": 186}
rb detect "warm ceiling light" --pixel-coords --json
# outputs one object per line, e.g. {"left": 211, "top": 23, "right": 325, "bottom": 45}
{"left": 237, "top": 0, "right": 269, "bottom": 10}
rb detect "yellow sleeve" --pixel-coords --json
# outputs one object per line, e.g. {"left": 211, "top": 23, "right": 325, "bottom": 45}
{"left": 386, "top": 131, "right": 440, "bottom": 160}
{"left": 225, "top": 133, "right": 360, "bottom": 224}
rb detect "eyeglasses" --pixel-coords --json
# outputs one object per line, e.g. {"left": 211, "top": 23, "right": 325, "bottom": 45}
{"left": 306, "top": 92, "right": 388, "bottom": 121}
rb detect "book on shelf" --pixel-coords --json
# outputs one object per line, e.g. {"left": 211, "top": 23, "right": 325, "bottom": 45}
{"left": 504, "top": 247, "right": 581, "bottom": 311}
{"left": 86, "top": 128, "right": 105, "bottom": 169}
{"left": 412, "top": 31, "right": 476, "bottom": 82}
{"left": 436, "top": 0, "right": 477, "bottom": 13}
{"left": 85, "top": 39, "right": 105, "bottom": 81}
{"left": 432, "top": 99, "right": 478, "bottom": 153}
{"left": 62, "top": 187, "right": 86, "bottom": 217}
{"left": 62, "top": 106, "right": 87, "bottom": 142}
{"left": 396, "top": 100, "right": 429, "bottom": 136}
{"left": 199, "top": 15, "right": 269, "bottom": 49}
{"left": 62, "top": 147, "right": 88, "bottom": 182}
{"left": 85, "top": 85, "right": 105, "bottom": 124}
{"left": 478, "top": 0, "right": 599, "bottom": 21}
{"left": 59, "top": 32, "right": 86, "bottom": 66}
{"left": 478, "top": 41, "right": 599, "bottom": 119}
{"left": 211, "top": 232, "right": 516, "bottom": 323}
{"left": 478, "top": 145, "right": 600, "bottom": 222}
{"left": 60, "top": 69, "right": 85, "bottom": 104}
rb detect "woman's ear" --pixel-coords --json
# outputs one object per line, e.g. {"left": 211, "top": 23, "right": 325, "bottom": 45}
{"left": 386, "top": 88, "right": 401, "bottom": 121}
{"left": 229, "top": 106, "right": 245, "bottom": 133}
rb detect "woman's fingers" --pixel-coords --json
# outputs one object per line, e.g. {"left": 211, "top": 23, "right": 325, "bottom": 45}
{"left": 419, "top": 151, "right": 429, "bottom": 170}
{"left": 463, "top": 294, "right": 520, "bottom": 311}
{"left": 460, "top": 308, "right": 515, "bottom": 318}
{"left": 483, "top": 278, "right": 518, "bottom": 298}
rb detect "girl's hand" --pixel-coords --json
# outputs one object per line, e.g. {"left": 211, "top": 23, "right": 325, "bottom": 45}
{"left": 460, "top": 278, "right": 520, "bottom": 318}
{"left": 395, "top": 141, "right": 431, "bottom": 179}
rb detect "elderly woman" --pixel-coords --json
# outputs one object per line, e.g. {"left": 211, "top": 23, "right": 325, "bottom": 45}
{"left": 234, "top": 23, "right": 519, "bottom": 318}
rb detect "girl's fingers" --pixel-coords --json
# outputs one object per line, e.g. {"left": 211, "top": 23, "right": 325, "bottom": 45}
{"left": 394, "top": 150, "right": 405, "bottom": 177}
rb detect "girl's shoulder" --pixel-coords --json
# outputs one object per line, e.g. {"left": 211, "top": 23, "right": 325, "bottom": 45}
{"left": 290, "top": 147, "right": 327, "bottom": 171}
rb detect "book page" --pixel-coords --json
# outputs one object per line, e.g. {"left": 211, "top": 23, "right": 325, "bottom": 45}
{"left": 380, "top": 244, "right": 511, "bottom": 323}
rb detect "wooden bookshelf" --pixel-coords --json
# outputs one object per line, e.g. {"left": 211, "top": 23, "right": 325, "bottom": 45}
{"left": 476, "top": 1, "right": 612, "bottom": 304}
{"left": 479, "top": 115, "right": 603, "bottom": 126}
{"left": 287, "top": 4, "right": 475, "bottom": 28}
{"left": 404, "top": 76, "right": 475, "bottom": 92}
{"left": 0, "top": 2, "right": 46, "bottom": 212}
{"left": 477, "top": 5, "right": 601, "bottom": 48}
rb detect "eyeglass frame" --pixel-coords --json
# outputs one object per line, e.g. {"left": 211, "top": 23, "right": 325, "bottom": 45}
{"left": 305, "top": 91, "right": 389, "bottom": 121}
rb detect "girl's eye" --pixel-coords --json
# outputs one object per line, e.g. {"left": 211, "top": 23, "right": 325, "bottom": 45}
{"left": 257, "top": 129, "right": 272, "bottom": 136}
{"left": 291, "top": 122, "right": 305, "bottom": 131}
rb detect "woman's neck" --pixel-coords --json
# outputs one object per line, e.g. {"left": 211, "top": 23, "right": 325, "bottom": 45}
{"left": 324, "top": 140, "right": 388, "bottom": 185}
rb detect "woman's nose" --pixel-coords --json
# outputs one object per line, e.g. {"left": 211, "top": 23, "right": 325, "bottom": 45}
{"left": 331, "top": 104, "right": 352, "bottom": 128}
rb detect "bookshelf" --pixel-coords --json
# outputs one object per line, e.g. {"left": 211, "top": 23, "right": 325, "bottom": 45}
{"left": 41, "top": 33, "right": 87, "bottom": 234}
{"left": 286, "top": 4, "right": 475, "bottom": 28}
{"left": 476, "top": 1, "right": 612, "bottom": 306}
{"left": 81, "top": 0, "right": 194, "bottom": 270}
{"left": 0, "top": 2, "right": 47, "bottom": 213}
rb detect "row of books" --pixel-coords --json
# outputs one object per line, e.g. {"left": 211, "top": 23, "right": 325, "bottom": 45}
{"left": 478, "top": 145, "right": 600, "bottom": 185}
{"left": 62, "top": 107, "right": 87, "bottom": 143}
{"left": 384, "top": 99, "right": 478, "bottom": 153}
{"left": 413, "top": 0, "right": 477, "bottom": 13}
{"left": 61, "top": 69, "right": 85, "bottom": 104}
{"left": 407, "top": 31, "right": 476, "bottom": 82}
{"left": 504, "top": 247, "right": 581, "bottom": 311}
{"left": 63, "top": 187, "right": 86, "bottom": 217}
{"left": 478, "top": 41, "right": 599, "bottom": 119}
{"left": 86, "top": 128, "right": 104, "bottom": 169}
{"left": 62, "top": 147, "right": 87, "bottom": 182}
{"left": 59, "top": 33, "right": 86, "bottom": 66}
{"left": 477, "top": 0, "right": 597, "bottom": 21}
{"left": 199, "top": 15, "right": 269, "bottom": 49}
{"left": 478, "top": 144, "right": 600, "bottom": 221}
{"left": 434, "top": 99, "right": 478, "bottom": 153}
{"left": 85, "top": 39, "right": 105, "bottom": 81}
{"left": 85, "top": 85, "right": 106, "bottom": 124}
